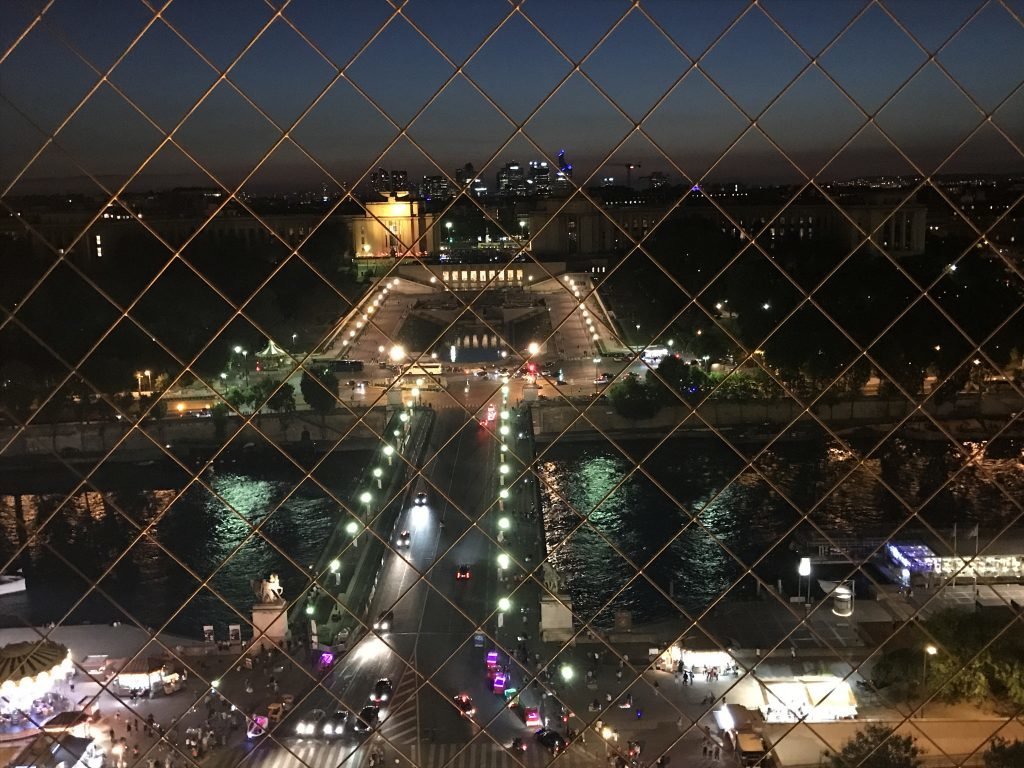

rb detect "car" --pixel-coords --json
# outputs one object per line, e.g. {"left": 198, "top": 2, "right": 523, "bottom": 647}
{"left": 456, "top": 564, "right": 471, "bottom": 580}
{"left": 486, "top": 404, "right": 497, "bottom": 421}
{"left": 414, "top": 490, "right": 428, "bottom": 506}
{"left": 322, "top": 710, "right": 348, "bottom": 737}
{"left": 452, "top": 694, "right": 476, "bottom": 718}
{"left": 535, "top": 728, "right": 566, "bottom": 754}
{"left": 370, "top": 678, "right": 393, "bottom": 704}
{"left": 594, "top": 373, "right": 611, "bottom": 385}
{"left": 373, "top": 610, "right": 394, "bottom": 633}
{"left": 353, "top": 705, "right": 379, "bottom": 733}
{"left": 295, "top": 709, "right": 326, "bottom": 736}
{"left": 395, "top": 530, "right": 411, "bottom": 548}
{"left": 523, "top": 706, "right": 542, "bottom": 727}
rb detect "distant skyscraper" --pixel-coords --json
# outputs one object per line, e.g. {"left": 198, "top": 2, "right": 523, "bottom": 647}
{"left": 497, "top": 161, "right": 527, "bottom": 197}
{"left": 370, "top": 167, "right": 390, "bottom": 196}
{"left": 528, "top": 160, "right": 551, "bottom": 197}
{"left": 553, "top": 149, "right": 573, "bottom": 195}
{"left": 419, "top": 175, "right": 453, "bottom": 201}
{"left": 390, "top": 170, "right": 408, "bottom": 194}
{"left": 455, "top": 163, "right": 476, "bottom": 189}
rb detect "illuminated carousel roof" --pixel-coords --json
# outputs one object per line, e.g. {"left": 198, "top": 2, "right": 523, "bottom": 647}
{"left": 0, "top": 640, "right": 70, "bottom": 684}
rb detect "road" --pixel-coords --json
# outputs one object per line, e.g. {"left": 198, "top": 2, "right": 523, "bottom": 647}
{"left": 228, "top": 407, "right": 585, "bottom": 768}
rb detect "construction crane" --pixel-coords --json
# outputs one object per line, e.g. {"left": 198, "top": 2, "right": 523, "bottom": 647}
{"left": 619, "top": 163, "right": 642, "bottom": 189}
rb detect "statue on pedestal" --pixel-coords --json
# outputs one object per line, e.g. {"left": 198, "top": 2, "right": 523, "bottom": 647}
{"left": 251, "top": 573, "right": 284, "bottom": 604}
{"left": 542, "top": 563, "right": 566, "bottom": 594}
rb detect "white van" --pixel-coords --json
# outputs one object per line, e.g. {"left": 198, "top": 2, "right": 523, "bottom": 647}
{"left": 736, "top": 732, "right": 769, "bottom": 766}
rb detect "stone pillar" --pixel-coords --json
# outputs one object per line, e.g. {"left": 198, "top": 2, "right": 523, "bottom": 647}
{"left": 250, "top": 602, "right": 288, "bottom": 655}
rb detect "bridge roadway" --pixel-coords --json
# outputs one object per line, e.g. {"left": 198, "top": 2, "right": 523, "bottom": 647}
{"left": 223, "top": 408, "right": 564, "bottom": 768}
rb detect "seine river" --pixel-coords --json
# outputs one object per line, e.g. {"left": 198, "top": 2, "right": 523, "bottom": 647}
{"left": 538, "top": 434, "right": 1024, "bottom": 625}
{"left": 1, "top": 436, "right": 1023, "bottom": 636}
{"left": 0, "top": 453, "right": 369, "bottom": 637}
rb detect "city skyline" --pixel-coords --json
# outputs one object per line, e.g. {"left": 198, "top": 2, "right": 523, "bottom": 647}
{"left": 4, "top": 1, "right": 1024, "bottom": 195}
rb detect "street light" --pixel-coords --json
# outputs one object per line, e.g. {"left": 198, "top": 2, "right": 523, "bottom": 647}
{"left": 383, "top": 445, "right": 394, "bottom": 465}
{"left": 359, "top": 491, "right": 372, "bottom": 521}
{"left": 144, "top": 370, "right": 152, "bottom": 391}
{"left": 497, "top": 597, "right": 511, "bottom": 612}
{"left": 560, "top": 665, "right": 574, "bottom": 683}
{"left": 528, "top": 342, "right": 539, "bottom": 356}
{"left": 445, "top": 221, "right": 453, "bottom": 243}
{"left": 922, "top": 644, "right": 938, "bottom": 716}
{"left": 798, "top": 557, "right": 811, "bottom": 605}
{"left": 498, "top": 488, "right": 509, "bottom": 510}
{"left": 497, "top": 553, "right": 510, "bottom": 570}
{"left": 498, "top": 517, "right": 510, "bottom": 531}
{"left": 499, "top": 464, "right": 509, "bottom": 485}
{"left": 134, "top": 371, "right": 143, "bottom": 396}
{"left": 373, "top": 467, "right": 383, "bottom": 489}
{"left": 389, "top": 345, "right": 406, "bottom": 364}
{"left": 345, "top": 520, "right": 360, "bottom": 547}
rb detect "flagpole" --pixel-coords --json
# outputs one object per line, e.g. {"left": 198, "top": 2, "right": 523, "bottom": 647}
{"left": 975, "top": 526, "right": 979, "bottom": 595}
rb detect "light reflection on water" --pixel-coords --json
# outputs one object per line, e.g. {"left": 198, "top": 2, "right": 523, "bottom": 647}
{"left": 540, "top": 436, "right": 1024, "bottom": 626}
{"left": 0, "top": 465, "right": 357, "bottom": 636}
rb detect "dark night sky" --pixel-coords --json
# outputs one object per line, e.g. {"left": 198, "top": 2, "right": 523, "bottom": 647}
{"left": 2, "top": 0, "right": 1024, "bottom": 194}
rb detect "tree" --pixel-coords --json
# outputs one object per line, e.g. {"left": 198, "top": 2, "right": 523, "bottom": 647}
{"left": 827, "top": 723, "right": 921, "bottom": 768}
{"left": 647, "top": 355, "right": 709, "bottom": 404}
{"left": 267, "top": 381, "right": 297, "bottom": 432}
{"left": 300, "top": 370, "right": 338, "bottom": 422}
{"left": 607, "top": 373, "right": 660, "bottom": 420}
{"left": 984, "top": 738, "right": 1024, "bottom": 767}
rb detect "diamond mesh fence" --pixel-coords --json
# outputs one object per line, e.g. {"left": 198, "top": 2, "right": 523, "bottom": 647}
{"left": 2, "top": 2, "right": 1024, "bottom": 768}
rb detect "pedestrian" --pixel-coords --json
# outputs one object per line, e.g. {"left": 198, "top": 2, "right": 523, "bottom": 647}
{"left": 702, "top": 742, "right": 709, "bottom": 758}
{"left": 616, "top": 669, "right": 623, "bottom": 681}
{"left": 714, "top": 744, "right": 721, "bottom": 760}
{"left": 132, "top": 745, "right": 140, "bottom": 759}
{"left": 127, "top": 721, "right": 132, "bottom": 735}
{"left": 108, "top": 729, "right": 115, "bottom": 742}
{"left": 790, "top": 647, "right": 796, "bottom": 659}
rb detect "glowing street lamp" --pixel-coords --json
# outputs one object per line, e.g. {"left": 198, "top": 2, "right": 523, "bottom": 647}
{"left": 497, "top": 553, "right": 510, "bottom": 570}
{"left": 373, "top": 467, "right": 383, "bottom": 489}
{"left": 389, "top": 345, "right": 407, "bottom": 364}
{"left": 383, "top": 445, "right": 394, "bottom": 465}
{"left": 560, "top": 665, "right": 574, "bottom": 683}
{"left": 360, "top": 491, "right": 373, "bottom": 521}
{"left": 922, "top": 644, "right": 938, "bottom": 716}
{"left": 499, "top": 463, "right": 509, "bottom": 485}
{"left": 345, "top": 520, "right": 360, "bottom": 547}
{"left": 527, "top": 342, "right": 540, "bottom": 356}
{"left": 498, "top": 517, "right": 510, "bottom": 531}
{"left": 798, "top": 557, "right": 811, "bottom": 605}
{"left": 499, "top": 424, "right": 509, "bottom": 436}
{"left": 498, "top": 487, "right": 509, "bottom": 511}
{"left": 497, "top": 597, "right": 511, "bottom": 612}
{"left": 305, "top": 604, "right": 314, "bottom": 616}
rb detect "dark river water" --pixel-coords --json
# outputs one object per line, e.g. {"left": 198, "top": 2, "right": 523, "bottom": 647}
{"left": 0, "top": 453, "right": 370, "bottom": 637}
{"left": 1, "top": 435, "right": 1023, "bottom": 636}
{"left": 538, "top": 434, "right": 1024, "bottom": 626}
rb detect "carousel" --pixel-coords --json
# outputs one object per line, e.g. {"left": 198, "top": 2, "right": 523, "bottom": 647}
{"left": 0, "top": 640, "right": 73, "bottom": 726}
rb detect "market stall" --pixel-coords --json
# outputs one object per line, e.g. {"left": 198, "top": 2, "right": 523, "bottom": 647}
{"left": 759, "top": 677, "right": 857, "bottom": 723}
{"left": 112, "top": 658, "right": 178, "bottom": 695}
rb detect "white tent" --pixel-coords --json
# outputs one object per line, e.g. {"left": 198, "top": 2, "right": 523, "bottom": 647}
{"left": 257, "top": 340, "right": 287, "bottom": 358}
{"left": 759, "top": 677, "right": 857, "bottom": 723}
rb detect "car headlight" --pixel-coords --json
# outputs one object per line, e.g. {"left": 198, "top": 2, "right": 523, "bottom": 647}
{"left": 380, "top": 694, "right": 388, "bottom": 701}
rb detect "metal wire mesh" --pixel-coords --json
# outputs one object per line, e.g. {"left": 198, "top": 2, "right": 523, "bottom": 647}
{"left": 2, "top": 2, "right": 1024, "bottom": 768}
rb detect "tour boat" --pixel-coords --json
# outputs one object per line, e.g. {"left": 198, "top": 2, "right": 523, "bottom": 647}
{"left": 0, "top": 572, "right": 26, "bottom": 595}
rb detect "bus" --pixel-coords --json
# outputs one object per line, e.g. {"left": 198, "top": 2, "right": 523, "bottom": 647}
{"left": 403, "top": 362, "right": 443, "bottom": 377}
{"left": 642, "top": 347, "right": 670, "bottom": 364}
{"left": 399, "top": 362, "right": 446, "bottom": 390}
{"left": 313, "top": 359, "right": 365, "bottom": 374}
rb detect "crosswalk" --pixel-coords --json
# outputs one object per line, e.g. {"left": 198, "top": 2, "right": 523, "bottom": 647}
{"left": 409, "top": 742, "right": 606, "bottom": 768}
{"left": 238, "top": 740, "right": 606, "bottom": 768}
